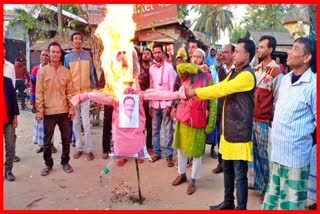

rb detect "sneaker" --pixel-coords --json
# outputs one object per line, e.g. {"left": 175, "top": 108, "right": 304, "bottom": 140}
{"left": 63, "top": 164, "right": 73, "bottom": 173}
{"left": 87, "top": 152, "right": 95, "bottom": 161}
{"left": 73, "top": 151, "right": 83, "bottom": 159}
{"left": 13, "top": 155, "right": 21, "bottom": 162}
{"left": 5, "top": 171, "right": 16, "bottom": 181}
{"left": 51, "top": 145, "right": 57, "bottom": 153}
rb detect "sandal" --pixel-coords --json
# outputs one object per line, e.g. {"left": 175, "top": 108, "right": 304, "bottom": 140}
{"left": 117, "top": 158, "right": 128, "bottom": 167}
{"left": 41, "top": 166, "right": 52, "bottom": 176}
{"left": 150, "top": 155, "right": 161, "bottom": 162}
{"left": 166, "top": 158, "right": 174, "bottom": 167}
{"left": 36, "top": 147, "right": 44, "bottom": 153}
{"left": 137, "top": 159, "right": 144, "bottom": 164}
{"left": 63, "top": 164, "right": 73, "bottom": 173}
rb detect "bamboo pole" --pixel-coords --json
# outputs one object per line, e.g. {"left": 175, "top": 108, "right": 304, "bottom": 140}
{"left": 135, "top": 159, "right": 142, "bottom": 204}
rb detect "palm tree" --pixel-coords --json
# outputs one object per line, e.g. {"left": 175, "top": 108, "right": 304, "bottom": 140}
{"left": 192, "top": 4, "right": 233, "bottom": 43}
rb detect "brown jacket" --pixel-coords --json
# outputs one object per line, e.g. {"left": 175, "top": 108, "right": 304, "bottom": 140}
{"left": 36, "top": 63, "right": 75, "bottom": 118}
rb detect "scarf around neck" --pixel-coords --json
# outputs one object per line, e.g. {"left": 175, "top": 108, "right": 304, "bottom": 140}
{"left": 153, "top": 58, "right": 164, "bottom": 68}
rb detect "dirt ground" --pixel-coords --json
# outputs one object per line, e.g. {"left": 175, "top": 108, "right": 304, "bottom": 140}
{"left": 4, "top": 109, "right": 262, "bottom": 210}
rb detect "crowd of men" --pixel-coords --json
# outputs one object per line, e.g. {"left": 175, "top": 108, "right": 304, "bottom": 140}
{"left": 3, "top": 32, "right": 316, "bottom": 210}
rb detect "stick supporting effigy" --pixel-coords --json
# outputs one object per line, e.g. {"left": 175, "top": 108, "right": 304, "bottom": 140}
{"left": 135, "top": 159, "right": 143, "bottom": 204}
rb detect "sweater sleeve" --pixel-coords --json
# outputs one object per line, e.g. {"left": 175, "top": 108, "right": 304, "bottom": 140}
{"left": 89, "top": 55, "right": 96, "bottom": 89}
{"left": 66, "top": 73, "right": 75, "bottom": 115}
{"left": 205, "top": 78, "right": 217, "bottom": 134}
{"left": 36, "top": 69, "right": 45, "bottom": 118}
{"left": 195, "top": 71, "right": 255, "bottom": 100}
{"left": 177, "top": 63, "right": 199, "bottom": 81}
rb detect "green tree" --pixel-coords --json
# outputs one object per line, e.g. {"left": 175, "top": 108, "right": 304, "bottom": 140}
{"left": 229, "top": 24, "right": 247, "bottom": 44}
{"left": 177, "top": 4, "right": 192, "bottom": 28}
{"left": 229, "top": 4, "right": 292, "bottom": 43}
{"left": 191, "top": 4, "right": 233, "bottom": 43}
{"left": 242, "top": 4, "right": 287, "bottom": 31}
{"left": 7, "top": 4, "right": 84, "bottom": 40}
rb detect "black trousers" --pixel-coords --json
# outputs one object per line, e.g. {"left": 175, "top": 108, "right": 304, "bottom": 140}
{"left": 143, "top": 103, "right": 153, "bottom": 149}
{"left": 43, "top": 113, "right": 70, "bottom": 167}
{"left": 102, "top": 105, "right": 113, "bottom": 153}
{"left": 222, "top": 159, "right": 248, "bottom": 209}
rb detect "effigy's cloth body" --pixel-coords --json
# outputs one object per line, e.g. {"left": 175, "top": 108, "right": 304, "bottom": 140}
{"left": 70, "top": 90, "right": 147, "bottom": 158}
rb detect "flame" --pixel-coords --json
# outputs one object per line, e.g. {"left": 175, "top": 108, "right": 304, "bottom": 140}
{"left": 95, "top": 4, "right": 136, "bottom": 98}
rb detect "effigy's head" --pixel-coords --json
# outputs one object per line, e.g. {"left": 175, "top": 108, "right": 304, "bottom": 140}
{"left": 95, "top": 4, "right": 139, "bottom": 98}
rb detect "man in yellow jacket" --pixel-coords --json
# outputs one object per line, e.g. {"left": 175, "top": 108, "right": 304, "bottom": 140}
{"left": 185, "top": 38, "right": 256, "bottom": 210}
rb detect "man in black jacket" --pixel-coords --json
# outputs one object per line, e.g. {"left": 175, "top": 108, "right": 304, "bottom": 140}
{"left": 3, "top": 76, "right": 20, "bottom": 181}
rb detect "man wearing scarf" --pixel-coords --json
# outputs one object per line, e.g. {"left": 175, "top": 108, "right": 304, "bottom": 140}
{"left": 149, "top": 42, "right": 175, "bottom": 167}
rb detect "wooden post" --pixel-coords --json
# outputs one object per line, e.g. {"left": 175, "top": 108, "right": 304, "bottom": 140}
{"left": 135, "top": 159, "right": 142, "bottom": 204}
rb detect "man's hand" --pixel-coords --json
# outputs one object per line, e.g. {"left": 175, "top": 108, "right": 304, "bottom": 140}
{"left": 12, "top": 116, "right": 18, "bottom": 129}
{"left": 198, "top": 64, "right": 209, "bottom": 73}
{"left": 31, "top": 105, "right": 37, "bottom": 114}
{"left": 165, "top": 106, "right": 172, "bottom": 117}
{"left": 36, "top": 115, "right": 42, "bottom": 123}
{"left": 184, "top": 85, "right": 196, "bottom": 99}
{"left": 170, "top": 107, "right": 177, "bottom": 120}
{"left": 68, "top": 113, "right": 75, "bottom": 120}
{"left": 95, "top": 102, "right": 101, "bottom": 111}
{"left": 149, "top": 107, "right": 153, "bottom": 118}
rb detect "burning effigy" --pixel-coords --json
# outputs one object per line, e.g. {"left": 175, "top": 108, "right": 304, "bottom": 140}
{"left": 71, "top": 5, "right": 148, "bottom": 159}
{"left": 70, "top": 4, "right": 188, "bottom": 160}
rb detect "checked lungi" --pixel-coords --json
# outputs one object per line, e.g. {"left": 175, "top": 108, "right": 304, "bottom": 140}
{"left": 262, "top": 162, "right": 310, "bottom": 210}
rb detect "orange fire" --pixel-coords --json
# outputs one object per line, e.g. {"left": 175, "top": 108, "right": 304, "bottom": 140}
{"left": 95, "top": 4, "right": 136, "bottom": 98}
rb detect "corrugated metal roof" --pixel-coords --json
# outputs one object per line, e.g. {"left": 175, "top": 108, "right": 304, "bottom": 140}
{"left": 248, "top": 30, "right": 294, "bottom": 45}
{"left": 30, "top": 35, "right": 93, "bottom": 51}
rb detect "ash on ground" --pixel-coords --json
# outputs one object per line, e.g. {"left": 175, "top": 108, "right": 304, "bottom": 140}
{"left": 110, "top": 181, "right": 145, "bottom": 204}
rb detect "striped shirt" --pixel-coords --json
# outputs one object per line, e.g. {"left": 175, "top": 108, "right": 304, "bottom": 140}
{"left": 271, "top": 68, "right": 316, "bottom": 168}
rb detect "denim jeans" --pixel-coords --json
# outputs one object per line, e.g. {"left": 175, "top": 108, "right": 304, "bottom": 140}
{"left": 4, "top": 123, "right": 16, "bottom": 173}
{"left": 43, "top": 113, "right": 71, "bottom": 167}
{"left": 222, "top": 159, "right": 248, "bottom": 209}
{"left": 152, "top": 107, "right": 173, "bottom": 158}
